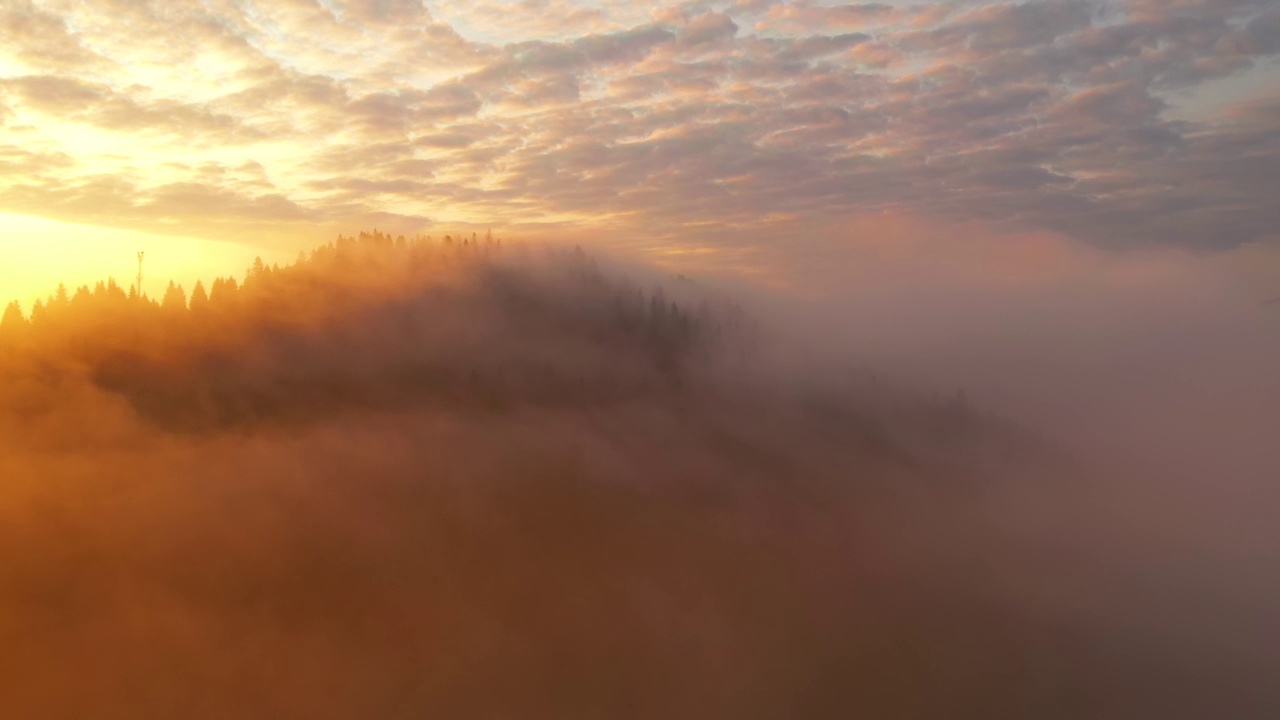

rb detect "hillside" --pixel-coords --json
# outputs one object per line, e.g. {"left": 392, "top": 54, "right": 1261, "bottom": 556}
{"left": 2, "top": 233, "right": 1211, "bottom": 720}
{"left": 0, "top": 231, "right": 1038, "bottom": 464}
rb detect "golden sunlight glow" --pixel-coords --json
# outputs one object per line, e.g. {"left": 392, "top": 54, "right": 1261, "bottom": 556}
{"left": 0, "top": 214, "right": 289, "bottom": 309}
{"left": 0, "top": 3, "right": 1278, "bottom": 718}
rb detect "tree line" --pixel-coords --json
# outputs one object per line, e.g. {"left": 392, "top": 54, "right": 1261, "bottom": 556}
{"left": 0, "top": 230, "right": 750, "bottom": 429}
{"left": 2, "top": 230, "right": 493, "bottom": 335}
{"left": 2, "top": 229, "right": 733, "bottom": 351}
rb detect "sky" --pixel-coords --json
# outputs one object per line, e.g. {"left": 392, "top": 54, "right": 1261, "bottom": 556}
{"left": 2, "top": 0, "right": 1280, "bottom": 303}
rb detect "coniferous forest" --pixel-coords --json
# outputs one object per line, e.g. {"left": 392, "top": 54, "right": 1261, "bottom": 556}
{"left": 0, "top": 232, "right": 1251, "bottom": 720}
{"left": 0, "top": 230, "right": 1008, "bottom": 453}
{"left": 1, "top": 231, "right": 740, "bottom": 432}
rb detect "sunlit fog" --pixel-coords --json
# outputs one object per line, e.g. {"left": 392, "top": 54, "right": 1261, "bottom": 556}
{"left": 2, "top": 0, "right": 1279, "bottom": 717}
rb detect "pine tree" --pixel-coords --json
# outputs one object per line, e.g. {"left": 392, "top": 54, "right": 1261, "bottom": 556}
{"left": 247, "top": 257, "right": 267, "bottom": 286}
{"left": 0, "top": 301, "right": 27, "bottom": 338}
{"left": 72, "top": 285, "right": 93, "bottom": 310}
{"left": 50, "top": 283, "right": 70, "bottom": 313}
{"left": 209, "top": 276, "right": 238, "bottom": 307}
{"left": 189, "top": 280, "right": 210, "bottom": 314}
{"left": 162, "top": 281, "right": 187, "bottom": 313}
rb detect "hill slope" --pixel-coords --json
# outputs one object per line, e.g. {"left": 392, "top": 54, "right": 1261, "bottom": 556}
{"left": 1, "top": 233, "right": 1266, "bottom": 719}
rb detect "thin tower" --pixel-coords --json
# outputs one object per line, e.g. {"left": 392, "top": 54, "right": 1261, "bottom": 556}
{"left": 137, "top": 251, "right": 144, "bottom": 299}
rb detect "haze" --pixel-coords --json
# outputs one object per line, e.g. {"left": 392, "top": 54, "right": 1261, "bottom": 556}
{"left": 2, "top": 1, "right": 1279, "bottom": 718}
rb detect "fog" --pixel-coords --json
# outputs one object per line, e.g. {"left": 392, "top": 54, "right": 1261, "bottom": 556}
{"left": 751, "top": 222, "right": 1280, "bottom": 718}
{"left": 1, "top": 231, "right": 1277, "bottom": 718}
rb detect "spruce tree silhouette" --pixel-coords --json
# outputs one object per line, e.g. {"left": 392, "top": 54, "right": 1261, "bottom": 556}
{"left": 248, "top": 257, "right": 268, "bottom": 285}
{"left": 72, "top": 285, "right": 93, "bottom": 312}
{"left": 208, "top": 277, "right": 239, "bottom": 309}
{"left": 105, "top": 279, "right": 127, "bottom": 303}
{"left": 189, "top": 281, "right": 210, "bottom": 315}
{"left": 0, "top": 301, "right": 26, "bottom": 339}
{"left": 51, "top": 283, "right": 70, "bottom": 315}
{"left": 162, "top": 281, "right": 187, "bottom": 313}
{"left": 0, "top": 230, "right": 749, "bottom": 429}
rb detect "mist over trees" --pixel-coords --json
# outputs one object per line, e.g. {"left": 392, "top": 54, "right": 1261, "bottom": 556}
{"left": 0, "top": 229, "right": 1011, "bottom": 457}
{"left": 0, "top": 231, "right": 751, "bottom": 431}
{"left": 1, "top": 231, "right": 1271, "bottom": 719}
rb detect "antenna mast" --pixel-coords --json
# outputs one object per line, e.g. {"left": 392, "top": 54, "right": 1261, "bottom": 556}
{"left": 137, "top": 251, "right": 144, "bottom": 299}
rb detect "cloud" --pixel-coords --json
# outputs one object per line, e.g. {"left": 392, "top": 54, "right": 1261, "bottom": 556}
{"left": 757, "top": 2, "right": 905, "bottom": 33}
{"left": 0, "top": 173, "right": 323, "bottom": 244}
{"left": 575, "top": 23, "right": 677, "bottom": 64}
{"left": 0, "top": 0, "right": 113, "bottom": 73}
{"left": 675, "top": 11, "right": 739, "bottom": 48}
{"left": 0, "top": 0, "right": 1277, "bottom": 254}
{"left": 0, "top": 75, "right": 264, "bottom": 143}
{"left": 0, "top": 146, "right": 75, "bottom": 177}
{"left": 338, "top": 0, "right": 432, "bottom": 25}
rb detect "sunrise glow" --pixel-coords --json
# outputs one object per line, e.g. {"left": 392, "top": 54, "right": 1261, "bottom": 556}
{"left": 2, "top": 0, "right": 1277, "bottom": 300}
{"left": 2, "top": 2, "right": 1279, "bottom": 717}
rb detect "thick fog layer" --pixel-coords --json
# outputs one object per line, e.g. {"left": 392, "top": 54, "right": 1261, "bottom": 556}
{"left": 1, "top": 232, "right": 1276, "bottom": 718}
{"left": 749, "top": 223, "right": 1280, "bottom": 719}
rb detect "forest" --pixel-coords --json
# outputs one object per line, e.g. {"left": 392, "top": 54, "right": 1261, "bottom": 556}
{"left": 0, "top": 229, "right": 1008, "bottom": 458}
{"left": 6, "top": 232, "right": 1251, "bottom": 720}
{"left": 2, "top": 232, "right": 737, "bottom": 424}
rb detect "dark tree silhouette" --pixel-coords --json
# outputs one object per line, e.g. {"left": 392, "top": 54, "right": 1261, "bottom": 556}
{"left": 0, "top": 229, "right": 760, "bottom": 429}
{"left": 72, "top": 285, "right": 93, "bottom": 312}
{"left": 50, "top": 283, "right": 70, "bottom": 316}
{"left": 247, "top": 256, "right": 268, "bottom": 286}
{"left": 162, "top": 281, "right": 187, "bottom": 313}
{"left": 189, "top": 281, "right": 210, "bottom": 315}
{"left": 0, "top": 301, "right": 26, "bottom": 337}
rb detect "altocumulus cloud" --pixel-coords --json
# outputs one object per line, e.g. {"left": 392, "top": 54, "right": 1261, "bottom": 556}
{"left": 0, "top": 0, "right": 1278, "bottom": 252}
